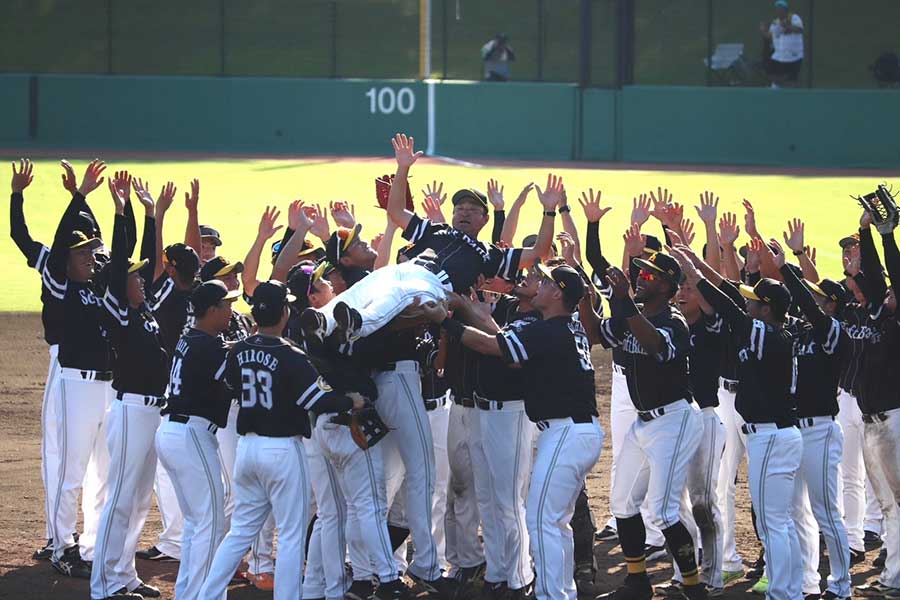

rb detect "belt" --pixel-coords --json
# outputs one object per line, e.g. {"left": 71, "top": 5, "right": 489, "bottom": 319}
{"left": 720, "top": 378, "right": 739, "bottom": 393}
{"left": 424, "top": 394, "right": 449, "bottom": 412}
{"left": 637, "top": 399, "right": 689, "bottom": 423}
{"left": 536, "top": 415, "right": 593, "bottom": 431}
{"left": 374, "top": 360, "right": 419, "bottom": 373}
{"left": 168, "top": 413, "right": 219, "bottom": 434}
{"left": 862, "top": 412, "right": 889, "bottom": 424}
{"left": 116, "top": 391, "right": 166, "bottom": 408}
{"left": 60, "top": 367, "right": 113, "bottom": 382}
{"left": 454, "top": 397, "right": 475, "bottom": 408}
{"left": 797, "top": 415, "right": 835, "bottom": 429}
{"left": 473, "top": 393, "right": 522, "bottom": 411}
{"left": 741, "top": 421, "right": 796, "bottom": 434}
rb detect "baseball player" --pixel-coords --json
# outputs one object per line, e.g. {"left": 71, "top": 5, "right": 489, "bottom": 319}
{"left": 681, "top": 241, "right": 803, "bottom": 600}
{"left": 155, "top": 279, "right": 238, "bottom": 600}
{"left": 579, "top": 254, "right": 704, "bottom": 600}
{"left": 90, "top": 179, "right": 166, "bottom": 600}
{"left": 199, "top": 224, "right": 222, "bottom": 264}
{"left": 42, "top": 159, "right": 114, "bottom": 578}
{"left": 432, "top": 263, "right": 603, "bottom": 600}
{"left": 848, "top": 212, "right": 900, "bottom": 597}
{"left": 199, "top": 280, "right": 365, "bottom": 600}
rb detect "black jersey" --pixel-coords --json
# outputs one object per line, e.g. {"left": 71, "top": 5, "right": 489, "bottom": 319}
{"left": 688, "top": 313, "right": 725, "bottom": 409}
{"left": 225, "top": 335, "right": 353, "bottom": 438}
{"left": 149, "top": 274, "right": 195, "bottom": 364}
{"left": 838, "top": 303, "right": 872, "bottom": 398}
{"left": 402, "top": 214, "right": 522, "bottom": 293}
{"left": 419, "top": 328, "right": 451, "bottom": 401}
{"left": 225, "top": 310, "right": 254, "bottom": 343}
{"left": 475, "top": 296, "right": 541, "bottom": 402}
{"left": 164, "top": 328, "right": 231, "bottom": 427}
{"left": 597, "top": 302, "right": 693, "bottom": 411}
{"left": 697, "top": 279, "right": 797, "bottom": 424}
{"left": 857, "top": 305, "right": 900, "bottom": 414}
{"left": 497, "top": 315, "right": 598, "bottom": 422}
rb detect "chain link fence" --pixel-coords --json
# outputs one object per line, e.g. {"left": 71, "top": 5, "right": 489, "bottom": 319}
{"left": 1, "top": 0, "right": 897, "bottom": 88}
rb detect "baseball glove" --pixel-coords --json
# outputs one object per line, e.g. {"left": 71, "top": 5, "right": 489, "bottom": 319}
{"left": 375, "top": 174, "right": 414, "bottom": 211}
{"left": 858, "top": 184, "right": 899, "bottom": 235}
{"left": 330, "top": 405, "right": 391, "bottom": 450}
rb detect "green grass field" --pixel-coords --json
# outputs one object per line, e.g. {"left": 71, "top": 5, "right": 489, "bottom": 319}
{"left": 0, "top": 155, "right": 886, "bottom": 312}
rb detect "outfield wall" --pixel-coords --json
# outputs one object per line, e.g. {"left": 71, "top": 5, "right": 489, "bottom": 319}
{"left": 1, "top": 75, "right": 897, "bottom": 169}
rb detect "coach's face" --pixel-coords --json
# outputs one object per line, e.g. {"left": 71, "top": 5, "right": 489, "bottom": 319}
{"left": 343, "top": 238, "right": 377, "bottom": 270}
{"left": 452, "top": 200, "right": 489, "bottom": 237}
{"left": 746, "top": 298, "right": 764, "bottom": 320}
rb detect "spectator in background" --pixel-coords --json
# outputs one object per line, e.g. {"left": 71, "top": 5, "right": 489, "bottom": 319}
{"left": 481, "top": 33, "right": 515, "bottom": 81}
{"left": 760, "top": 0, "right": 804, "bottom": 88}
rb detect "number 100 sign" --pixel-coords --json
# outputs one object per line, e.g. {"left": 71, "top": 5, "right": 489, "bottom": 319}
{"left": 366, "top": 87, "right": 416, "bottom": 115}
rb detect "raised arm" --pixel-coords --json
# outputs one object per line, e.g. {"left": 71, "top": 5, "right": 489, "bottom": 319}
{"left": 858, "top": 210, "right": 888, "bottom": 305}
{"left": 579, "top": 188, "right": 613, "bottom": 278}
{"left": 774, "top": 246, "right": 834, "bottom": 341}
{"left": 61, "top": 160, "right": 103, "bottom": 241}
{"left": 880, "top": 227, "right": 900, "bottom": 297}
{"left": 106, "top": 180, "right": 129, "bottom": 312}
{"left": 272, "top": 201, "right": 314, "bottom": 283}
{"left": 718, "top": 211, "right": 743, "bottom": 280}
{"left": 9, "top": 159, "right": 45, "bottom": 267}
{"left": 153, "top": 181, "right": 176, "bottom": 281}
{"left": 518, "top": 173, "right": 561, "bottom": 265}
{"left": 486, "top": 179, "right": 505, "bottom": 244}
{"left": 695, "top": 191, "right": 721, "bottom": 274}
{"left": 243, "top": 205, "right": 283, "bottom": 296}
{"left": 605, "top": 266, "right": 668, "bottom": 356}
{"left": 782, "top": 218, "right": 819, "bottom": 283}
{"left": 374, "top": 219, "right": 399, "bottom": 270}
{"left": 558, "top": 189, "right": 582, "bottom": 263}
{"left": 112, "top": 171, "right": 137, "bottom": 255}
{"left": 671, "top": 244, "right": 750, "bottom": 334}
{"left": 132, "top": 177, "right": 157, "bottom": 283}
{"left": 420, "top": 180, "right": 447, "bottom": 225}
{"left": 499, "top": 183, "right": 533, "bottom": 245}
{"left": 386, "top": 133, "right": 422, "bottom": 231}
{"left": 183, "top": 178, "right": 201, "bottom": 254}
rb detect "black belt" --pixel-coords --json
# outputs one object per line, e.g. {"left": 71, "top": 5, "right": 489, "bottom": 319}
{"left": 741, "top": 421, "right": 796, "bottom": 434}
{"left": 637, "top": 407, "right": 666, "bottom": 422}
{"left": 454, "top": 397, "right": 475, "bottom": 408}
{"left": 862, "top": 412, "right": 889, "bottom": 424}
{"left": 168, "top": 413, "right": 219, "bottom": 433}
{"left": 535, "top": 414, "right": 593, "bottom": 431}
{"left": 475, "top": 398, "right": 504, "bottom": 411}
{"left": 721, "top": 379, "right": 739, "bottom": 393}
{"left": 116, "top": 391, "right": 166, "bottom": 408}
{"left": 424, "top": 395, "right": 448, "bottom": 412}
{"left": 797, "top": 415, "right": 835, "bottom": 428}
{"left": 375, "top": 361, "right": 418, "bottom": 372}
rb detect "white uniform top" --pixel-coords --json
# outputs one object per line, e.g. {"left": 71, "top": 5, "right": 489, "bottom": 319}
{"left": 769, "top": 14, "right": 804, "bottom": 62}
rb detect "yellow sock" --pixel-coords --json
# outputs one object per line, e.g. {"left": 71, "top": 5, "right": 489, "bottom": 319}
{"left": 682, "top": 568, "right": 700, "bottom": 586}
{"left": 624, "top": 554, "right": 647, "bottom": 574}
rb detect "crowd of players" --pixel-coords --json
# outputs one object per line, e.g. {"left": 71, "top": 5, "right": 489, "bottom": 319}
{"left": 7, "top": 135, "right": 900, "bottom": 600}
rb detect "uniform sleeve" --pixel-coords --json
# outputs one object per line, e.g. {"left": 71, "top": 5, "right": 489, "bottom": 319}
{"left": 101, "top": 214, "right": 131, "bottom": 328}
{"left": 212, "top": 343, "right": 229, "bottom": 382}
{"left": 486, "top": 245, "right": 522, "bottom": 281}
{"left": 124, "top": 200, "right": 137, "bottom": 256}
{"left": 401, "top": 214, "right": 441, "bottom": 244}
{"left": 9, "top": 192, "right": 49, "bottom": 270}
{"left": 224, "top": 349, "right": 240, "bottom": 394}
{"left": 697, "top": 279, "right": 752, "bottom": 339}
{"left": 148, "top": 274, "right": 174, "bottom": 313}
{"left": 596, "top": 315, "right": 629, "bottom": 349}
{"left": 139, "top": 216, "right": 156, "bottom": 284}
{"left": 293, "top": 352, "right": 353, "bottom": 413}
{"left": 43, "top": 192, "right": 89, "bottom": 300}
{"left": 496, "top": 319, "right": 551, "bottom": 365}
{"left": 491, "top": 210, "right": 504, "bottom": 245}
{"left": 778, "top": 263, "right": 837, "bottom": 348}
{"left": 654, "top": 314, "right": 690, "bottom": 363}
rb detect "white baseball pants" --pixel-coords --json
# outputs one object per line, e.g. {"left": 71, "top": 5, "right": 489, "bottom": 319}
{"left": 90, "top": 397, "right": 160, "bottom": 599}
{"left": 446, "top": 402, "right": 485, "bottom": 572}
{"left": 469, "top": 405, "right": 505, "bottom": 586}
{"left": 714, "top": 381, "right": 747, "bottom": 572}
{"left": 479, "top": 400, "right": 536, "bottom": 590}
{"left": 862, "top": 409, "right": 900, "bottom": 588}
{"left": 527, "top": 417, "right": 604, "bottom": 600}
{"left": 156, "top": 417, "right": 225, "bottom": 600}
{"left": 153, "top": 457, "right": 184, "bottom": 559}
{"left": 746, "top": 424, "right": 803, "bottom": 600}
{"left": 320, "top": 261, "right": 446, "bottom": 338}
{"left": 605, "top": 369, "right": 665, "bottom": 547}
{"left": 838, "top": 387, "right": 884, "bottom": 549}
{"left": 201, "top": 434, "right": 310, "bottom": 600}
{"left": 41, "top": 345, "right": 61, "bottom": 541}
{"left": 217, "top": 402, "right": 276, "bottom": 576}
{"left": 375, "top": 361, "right": 442, "bottom": 581}
{"left": 50, "top": 374, "right": 111, "bottom": 562}
{"left": 427, "top": 394, "right": 452, "bottom": 572}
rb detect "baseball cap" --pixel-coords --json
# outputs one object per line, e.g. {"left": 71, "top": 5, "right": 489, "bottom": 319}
{"left": 806, "top": 278, "right": 850, "bottom": 307}
{"left": 739, "top": 278, "right": 792, "bottom": 316}
{"left": 127, "top": 258, "right": 149, "bottom": 274}
{"left": 522, "top": 234, "right": 560, "bottom": 257}
{"left": 325, "top": 224, "right": 362, "bottom": 264}
{"left": 199, "top": 225, "right": 222, "bottom": 246}
{"left": 839, "top": 233, "right": 860, "bottom": 249}
{"left": 286, "top": 261, "right": 329, "bottom": 303}
{"left": 75, "top": 211, "right": 100, "bottom": 238}
{"left": 191, "top": 280, "right": 240, "bottom": 314}
{"left": 536, "top": 263, "right": 585, "bottom": 307}
{"left": 68, "top": 230, "right": 102, "bottom": 251}
{"left": 644, "top": 235, "right": 662, "bottom": 254}
{"left": 251, "top": 280, "right": 296, "bottom": 323}
{"left": 451, "top": 188, "right": 489, "bottom": 213}
{"left": 199, "top": 256, "right": 243, "bottom": 282}
{"left": 163, "top": 243, "right": 201, "bottom": 278}
{"left": 632, "top": 251, "right": 683, "bottom": 286}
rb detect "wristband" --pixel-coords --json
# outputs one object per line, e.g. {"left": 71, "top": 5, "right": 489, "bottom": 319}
{"left": 793, "top": 250, "right": 804, "bottom": 256}
{"left": 543, "top": 210, "right": 556, "bottom": 217}
{"left": 440, "top": 317, "right": 465, "bottom": 340}
{"left": 559, "top": 205, "right": 571, "bottom": 214}
{"left": 494, "top": 209, "right": 505, "bottom": 215}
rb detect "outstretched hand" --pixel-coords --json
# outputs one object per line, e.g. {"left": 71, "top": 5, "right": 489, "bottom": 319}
{"left": 695, "top": 191, "right": 719, "bottom": 224}
{"left": 535, "top": 173, "right": 565, "bottom": 210}
{"left": 157, "top": 182, "right": 177, "bottom": 217}
{"left": 606, "top": 266, "right": 632, "bottom": 300}
{"left": 579, "top": 188, "right": 611, "bottom": 223}
{"left": 783, "top": 218, "right": 805, "bottom": 253}
{"left": 486, "top": 179, "right": 505, "bottom": 211}
{"left": 107, "top": 178, "right": 126, "bottom": 215}
{"left": 330, "top": 201, "right": 356, "bottom": 229}
{"left": 257, "top": 205, "right": 283, "bottom": 241}
{"left": 60, "top": 160, "right": 77, "bottom": 194}
{"left": 718, "top": 212, "right": 740, "bottom": 246}
{"left": 78, "top": 159, "right": 107, "bottom": 196}
{"left": 11, "top": 159, "right": 33, "bottom": 193}
{"left": 623, "top": 223, "right": 646, "bottom": 258}
{"left": 392, "top": 133, "right": 423, "bottom": 169}
{"left": 132, "top": 177, "right": 155, "bottom": 214}
{"left": 630, "top": 194, "right": 651, "bottom": 227}
{"left": 184, "top": 178, "right": 200, "bottom": 211}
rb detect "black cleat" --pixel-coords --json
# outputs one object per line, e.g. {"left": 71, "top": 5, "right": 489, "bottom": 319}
{"left": 300, "top": 307, "right": 328, "bottom": 346}
{"left": 596, "top": 575, "right": 653, "bottom": 600}
{"left": 32, "top": 538, "right": 52, "bottom": 560}
{"left": 508, "top": 582, "right": 535, "bottom": 599}
{"left": 874, "top": 547, "right": 886, "bottom": 568}
{"left": 863, "top": 529, "right": 883, "bottom": 551}
{"left": 803, "top": 594, "right": 820, "bottom": 600}
{"left": 135, "top": 545, "right": 178, "bottom": 562}
{"left": 575, "top": 567, "right": 598, "bottom": 598}
{"left": 373, "top": 578, "right": 414, "bottom": 600}
{"left": 481, "top": 582, "right": 508, "bottom": 599}
{"left": 333, "top": 301, "right": 362, "bottom": 343}
{"left": 849, "top": 547, "right": 866, "bottom": 566}
{"left": 594, "top": 525, "right": 618, "bottom": 541}
{"left": 51, "top": 546, "right": 91, "bottom": 579}
{"left": 820, "top": 592, "right": 849, "bottom": 600}
{"left": 745, "top": 549, "right": 765, "bottom": 580}
{"left": 345, "top": 578, "right": 376, "bottom": 600}
{"left": 453, "top": 563, "right": 486, "bottom": 586}
{"left": 654, "top": 581, "right": 683, "bottom": 597}
{"left": 101, "top": 588, "right": 143, "bottom": 599}
{"left": 132, "top": 582, "right": 161, "bottom": 598}
{"left": 408, "top": 574, "right": 459, "bottom": 600}
{"left": 681, "top": 584, "right": 708, "bottom": 600}
{"left": 644, "top": 544, "right": 668, "bottom": 562}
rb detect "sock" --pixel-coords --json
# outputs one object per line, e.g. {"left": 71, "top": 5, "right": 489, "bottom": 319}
{"left": 662, "top": 522, "right": 700, "bottom": 585}
{"left": 616, "top": 514, "right": 648, "bottom": 575}
{"left": 388, "top": 524, "right": 410, "bottom": 551}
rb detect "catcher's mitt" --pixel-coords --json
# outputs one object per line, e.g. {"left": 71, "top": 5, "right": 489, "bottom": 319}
{"left": 858, "top": 184, "right": 899, "bottom": 235}
{"left": 330, "top": 405, "right": 390, "bottom": 450}
{"left": 375, "top": 174, "right": 414, "bottom": 212}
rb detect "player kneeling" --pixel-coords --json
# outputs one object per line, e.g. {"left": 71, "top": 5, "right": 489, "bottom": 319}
{"left": 199, "top": 281, "right": 363, "bottom": 600}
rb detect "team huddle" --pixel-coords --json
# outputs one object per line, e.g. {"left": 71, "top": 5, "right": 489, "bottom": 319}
{"left": 7, "top": 133, "right": 900, "bottom": 600}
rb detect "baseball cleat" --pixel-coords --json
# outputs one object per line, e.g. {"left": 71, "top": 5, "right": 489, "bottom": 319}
{"left": 373, "top": 578, "right": 414, "bottom": 599}
{"left": 480, "top": 581, "right": 508, "bottom": 599}
{"left": 863, "top": 529, "right": 883, "bottom": 551}
{"left": 803, "top": 594, "right": 820, "bottom": 600}
{"left": 849, "top": 547, "right": 865, "bottom": 566}
{"left": 247, "top": 572, "right": 274, "bottom": 591}
{"left": 653, "top": 581, "right": 682, "bottom": 597}
{"left": 854, "top": 582, "right": 900, "bottom": 597}
{"left": 452, "top": 562, "right": 485, "bottom": 586}
{"left": 874, "top": 547, "right": 886, "bottom": 568}
{"left": 595, "top": 575, "right": 653, "bottom": 600}
{"left": 101, "top": 588, "right": 143, "bottom": 599}
{"left": 300, "top": 307, "right": 328, "bottom": 344}
{"left": 745, "top": 549, "right": 765, "bottom": 580}
{"left": 575, "top": 567, "right": 598, "bottom": 598}
{"left": 508, "top": 583, "right": 535, "bottom": 599}
{"left": 644, "top": 544, "right": 668, "bottom": 562}
{"left": 132, "top": 583, "right": 161, "bottom": 597}
{"left": 344, "top": 578, "right": 375, "bottom": 600}
{"left": 595, "top": 525, "right": 618, "bottom": 541}
{"left": 680, "top": 583, "right": 708, "bottom": 600}
{"left": 705, "top": 586, "right": 723, "bottom": 599}
{"left": 820, "top": 592, "right": 849, "bottom": 600}
{"left": 750, "top": 576, "right": 768, "bottom": 595}
{"left": 407, "top": 573, "right": 459, "bottom": 599}
{"left": 721, "top": 570, "right": 743, "bottom": 585}
{"left": 135, "top": 545, "right": 178, "bottom": 562}
{"left": 51, "top": 546, "right": 91, "bottom": 579}
{"left": 333, "top": 301, "right": 362, "bottom": 343}
{"left": 32, "top": 538, "right": 52, "bottom": 560}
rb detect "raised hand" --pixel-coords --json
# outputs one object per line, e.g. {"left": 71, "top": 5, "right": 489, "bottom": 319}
{"left": 578, "top": 188, "right": 611, "bottom": 223}
{"left": 132, "top": 177, "right": 155, "bottom": 214}
{"left": 695, "top": 191, "right": 719, "bottom": 224}
{"left": 623, "top": 223, "right": 646, "bottom": 257}
{"left": 680, "top": 218, "right": 696, "bottom": 246}
{"left": 745, "top": 238, "right": 765, "bottom": 272}
{"left": 805, "top": 246, "right": 817, "bottom": 266}
{"left": 649, "top": 187, "right": 674, "bottom": 222}
{"left": 371, "top": 232, "right": 385, "bottom": 249}
{"left": 157, "top": 181, "right": 177, "bottom": 216}
{"left": 421, "top": 195, "right": 446, "bottom": 223}
{"left": 78, "top": 159, "right": 107, "bottom": 196}
{"left": 486, "top": 178, "right": 504, "bottom": 211}
{"left": 308, "top": 204, "right": 330, "bottom": 240}
{"left": 557, "top": 232, "right": 577, "bottom": 266}
{"left": 112, "top": 170, "right": 132, "bottom": 201}
{"left": 667, "top": 244, "right": 701, "bottom": 283}
{"left": 11, "top": 159, "right": 34, "bottom": 193}
{"left": 606, "top": 266, "right": 632, "bottom": 300}
{"left": 107, "top": 178, "right": 126, "bottom": 215}
{"left": 330, "top": 201, "right": 356, "bottom": 229}
{"left": 770, "top": 238, "right": 787, "bottom": 268}
{"left": 257, "top": 205, "right": 283, "bottom": 240}
{"left": 184, "top": 178, "right": 200, "bottom": 211}
{"left": 783, "top": 218, "right": 805, "bottom": 253}
{"left": 661, "top": 202, "right": 684, "bottom": 230}
{"left": 535, "top": 173, "right": 564, "bottom": 210}
{"left": 287, "top": 199, "right": 307, "bottom": 231}
{"left": 860, "top": 207, "right": 873, "bottom": 229}
{"left": 512, "top": 182, "right": 534, "bottom": 209}
{"left": 60, "top": 160, "right": 77, "bottom": 194}
{"left": 392, "top": 133, "right": 423, "bottom": 169}
{"left": 843, "top": 245, "right": 861, "bottom": 276}
{"left": 742, "top": 199, "right": 759, "bottom": 239}
{"left": 422, "top": 180, "right": 447, "bottom": 206}
{"left": 630, "top": 194, "right": 651, "bottom": 226}
{"left": 718, "top": 211, "right": 740, "bottom": 246}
